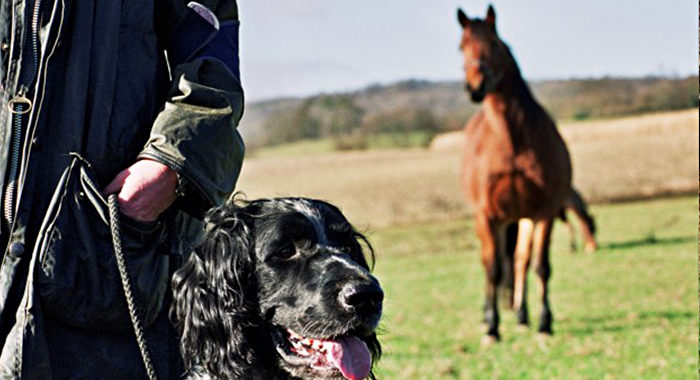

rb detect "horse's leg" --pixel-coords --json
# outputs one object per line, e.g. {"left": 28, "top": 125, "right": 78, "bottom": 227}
{"left": 502, "top": 222, "right": 518, "bottom": 308}
{"left": 513, "top": 218, "right": 534, "bottom": 326}
{"left": 476, "top": 214, "right": 491, "bottom": 324}
{"left": 531, "top": 218, "right": 554, "bottom": 335}
{"left": 568, "top": 189, "right": 597, "bottom": 253}
{"left": 476, "top": 214, "right": 502, "bottom": 342}
{"left": 559, "top": 209, "right": 577, "bottom": 252}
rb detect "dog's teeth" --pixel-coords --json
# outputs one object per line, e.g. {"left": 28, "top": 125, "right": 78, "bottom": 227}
{"left": 288, "top": 330, "right": 301, "bottom": 340}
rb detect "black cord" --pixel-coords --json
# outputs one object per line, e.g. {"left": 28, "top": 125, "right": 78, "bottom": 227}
{"left": 108, "top": 194, "right": 158, "bottom": 380}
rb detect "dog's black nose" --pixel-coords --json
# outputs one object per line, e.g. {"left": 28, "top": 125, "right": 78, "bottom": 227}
{"left": 339, "top": 281, "right": 384, "bottom": 315}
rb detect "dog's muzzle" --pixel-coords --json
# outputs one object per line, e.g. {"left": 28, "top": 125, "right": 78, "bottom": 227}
{"left": 338, "top": 279, "right": 383, "bottom": 331}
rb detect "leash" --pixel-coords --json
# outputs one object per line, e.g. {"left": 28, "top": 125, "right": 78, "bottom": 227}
{"left": 108, "top": 194, "right": 159, "bottom": 380}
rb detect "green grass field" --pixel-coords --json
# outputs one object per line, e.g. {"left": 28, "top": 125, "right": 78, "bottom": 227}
{"left": 369, "top": 196, "right": 697, "bottom": 379}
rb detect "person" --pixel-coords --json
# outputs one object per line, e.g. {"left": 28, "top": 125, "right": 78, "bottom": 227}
{"left": 0, "top": 0, "right": 245, "bottom": 378}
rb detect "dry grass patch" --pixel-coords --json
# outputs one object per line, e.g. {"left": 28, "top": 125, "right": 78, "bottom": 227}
{"left": 237, "top": 109, "right": 698, "bottom": 228}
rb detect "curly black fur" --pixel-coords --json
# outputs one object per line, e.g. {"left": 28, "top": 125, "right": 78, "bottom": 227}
{"left": 171, "top": 198, "right": 383, "bottom": 380}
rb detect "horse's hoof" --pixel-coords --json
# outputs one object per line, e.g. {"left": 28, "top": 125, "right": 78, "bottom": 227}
{"left": 584, "top": 242, "right": 598, "bottom": 253}
{"left": 537, "top": 332, "right": 553, "bottom": 343}
{"left": 481, "top": 334, "right": 500, "bottom": 347}
{"left": 537, "top": 327, "right": 553, "bottom": 336}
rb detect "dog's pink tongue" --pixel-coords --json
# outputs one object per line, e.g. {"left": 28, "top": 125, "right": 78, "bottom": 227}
{"left": 322, "top": 336, "right": 371, "bottom": 380}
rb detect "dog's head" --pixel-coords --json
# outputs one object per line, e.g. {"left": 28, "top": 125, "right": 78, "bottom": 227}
{"left": 172, "top": 197, "right": 383, "bottom": 380}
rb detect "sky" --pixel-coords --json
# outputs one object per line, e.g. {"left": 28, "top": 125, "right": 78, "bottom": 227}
{"left": 238, "top": 1, "right": 698, "bottom": 102}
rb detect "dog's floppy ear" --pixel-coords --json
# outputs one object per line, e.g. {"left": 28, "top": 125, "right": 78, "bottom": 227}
{"left": 171, "top": 201, "right": 259, "bottom": 379}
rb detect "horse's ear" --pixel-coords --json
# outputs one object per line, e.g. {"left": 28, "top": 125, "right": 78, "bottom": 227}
{"left": 457, "top": 8, "right": 470, "bottom": 28}
{"left": 485, "top": 5, "right": 496, "bottom": 30}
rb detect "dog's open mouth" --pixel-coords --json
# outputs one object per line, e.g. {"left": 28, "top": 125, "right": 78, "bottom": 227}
{"left": 273, "top": 327, "right": 372, "bottom": 380}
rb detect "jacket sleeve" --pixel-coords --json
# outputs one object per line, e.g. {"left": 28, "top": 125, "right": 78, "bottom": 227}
{"left": 139, "top": 0, "right": 244, "bottom": 217}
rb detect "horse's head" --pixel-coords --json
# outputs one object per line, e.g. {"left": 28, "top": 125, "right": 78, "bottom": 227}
{"left": 457, "top": 5, "right": 512, "bottom": 102}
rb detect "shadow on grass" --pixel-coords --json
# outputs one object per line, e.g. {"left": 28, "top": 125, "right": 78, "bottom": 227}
{"left": 601, "top": 236, "right": 695, "bottom": 251}
{"left": 568, "top": 310, "right": 694, "bottom": 336}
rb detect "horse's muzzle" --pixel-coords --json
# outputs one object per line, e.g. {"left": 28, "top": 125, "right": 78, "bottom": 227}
{"left": 465, "top": 81, "right": 486, "bottom": 103}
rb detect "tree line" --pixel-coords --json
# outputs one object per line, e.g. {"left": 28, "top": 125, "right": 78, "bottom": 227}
{"left": 253, "top": 76, "right": 698, "bottom": 150}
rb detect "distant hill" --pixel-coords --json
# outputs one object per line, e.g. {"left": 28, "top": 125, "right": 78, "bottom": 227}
{"left": 238, "top": 76, "right": 698, "bottom": 148}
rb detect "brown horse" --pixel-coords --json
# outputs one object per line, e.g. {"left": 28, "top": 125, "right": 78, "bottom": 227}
{"left": 457, "top": 5, "right": 581, "bottom": 342}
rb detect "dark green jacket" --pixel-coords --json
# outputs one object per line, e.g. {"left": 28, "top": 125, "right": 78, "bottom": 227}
{"left": 0, "top": 0, "right": 244, "bottom": 378}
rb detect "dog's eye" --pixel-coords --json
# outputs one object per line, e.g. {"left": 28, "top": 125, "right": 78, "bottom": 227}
{"left": 277, "top": 244, "right": 298, "bottom": 260}
{"left": 337, "top": 246, "right": 353, "bottom": 255}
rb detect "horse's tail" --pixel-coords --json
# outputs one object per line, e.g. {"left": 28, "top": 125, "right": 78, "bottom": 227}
{"left": 499, "top": 222, "right": 518, "bottom": 309}
{"left": 568, "top": 189, "right": 595, "bottom": 231}
{"left": 564, "top": 188, "right": 598, "bottom": 252}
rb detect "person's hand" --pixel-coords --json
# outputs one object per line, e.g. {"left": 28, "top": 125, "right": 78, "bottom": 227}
{"left": 103, "top": 159, "right": 178, "bottom": 222}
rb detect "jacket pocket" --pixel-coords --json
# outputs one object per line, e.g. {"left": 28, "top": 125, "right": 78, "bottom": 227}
{"left": 35, "top": 156, "right": 169, "bottom": 332}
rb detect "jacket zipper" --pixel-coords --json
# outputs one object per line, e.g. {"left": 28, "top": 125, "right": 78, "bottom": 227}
{"left": 29, "top": 0, "right": 41, "bottom": 79}
{"left": 4, "top": 0, "right": 41, "bottom": 230}
{"left": 3, "top": 89, "right": 31, "bottom": 228}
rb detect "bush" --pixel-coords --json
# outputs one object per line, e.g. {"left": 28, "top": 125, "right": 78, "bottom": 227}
{"left": 333, "top": 134, "right": 369, "bottom": 151}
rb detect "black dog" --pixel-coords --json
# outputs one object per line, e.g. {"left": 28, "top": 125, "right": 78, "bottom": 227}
{"left": 171, "top": 198, "right": 383, "bottom": 380}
